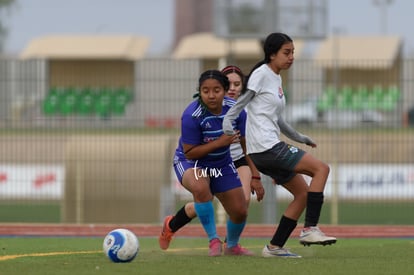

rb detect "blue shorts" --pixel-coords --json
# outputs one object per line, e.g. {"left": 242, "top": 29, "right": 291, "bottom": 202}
{"left": 249, "top": 141, "right": 305, "bottom": 185}
{"left": 173, "top": 155, "right": 242, "bottom": 194}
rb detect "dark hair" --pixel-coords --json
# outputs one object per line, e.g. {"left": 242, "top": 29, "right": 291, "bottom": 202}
{"left": 194, "top": 70, "right": 230, "bottom": 112}
{"left": 262, "top": 32, "right": 292, "bottom": 63}
{"left": 245, "top": 32, "right": 293, "bottom": 88}
{"left": 197, "top": 69, "right": 230, "bottom": 91}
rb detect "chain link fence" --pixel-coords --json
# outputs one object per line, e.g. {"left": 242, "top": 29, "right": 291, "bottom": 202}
{"left": 0, "top": 57, "right": 413, "bottom": 224}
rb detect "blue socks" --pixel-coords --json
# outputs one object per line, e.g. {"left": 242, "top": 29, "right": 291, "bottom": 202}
{"left": 226, "top": 219, "right": 246, "bottom": 248}
{"left": 194, "top": 201, "right": 246, "bottom": 247}
{"left": 194, "top": 201, "right": 219, "bottom": 241}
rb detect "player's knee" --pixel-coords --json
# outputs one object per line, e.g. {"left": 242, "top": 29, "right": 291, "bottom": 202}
{"left": 294, "top": 190, "right": 308, "bottom": 202}
{"left": 315, "top": 161, "right": 330, "bottom": 178}
{"left": 232, "top": 208, "right": 248, "bottom": 223}
{"left": 321, "top": 162, "right": 330, "bottom": 175}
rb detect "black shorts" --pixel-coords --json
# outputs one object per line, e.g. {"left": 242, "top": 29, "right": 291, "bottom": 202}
{"left": 233, "top": 156, "right": 248, "bottom": 169}
{"left": 249, "top": 141, "right": 305, "bottom": 185}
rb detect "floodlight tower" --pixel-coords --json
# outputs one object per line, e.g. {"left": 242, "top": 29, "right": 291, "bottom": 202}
{"left": 373, "top": 0, "right": 394, "bottom": 34}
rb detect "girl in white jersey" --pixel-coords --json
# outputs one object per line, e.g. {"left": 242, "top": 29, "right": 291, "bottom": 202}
{"left": 223, "top": 32, "right": 337, "bottom": 258}
{"left": 159, "top": 66, "right": 264, "bottom": 254}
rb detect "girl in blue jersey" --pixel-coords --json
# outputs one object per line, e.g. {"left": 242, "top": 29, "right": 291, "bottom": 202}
{"left": 168, "top": 69, "right": 254, "bottom": 256}
{"left": 159, "top": 66, "right": 264, "bottom": 255}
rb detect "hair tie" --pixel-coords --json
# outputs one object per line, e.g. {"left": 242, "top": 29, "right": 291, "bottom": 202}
{"left": 221, "top": 65, "right": 242, "bottom": 75}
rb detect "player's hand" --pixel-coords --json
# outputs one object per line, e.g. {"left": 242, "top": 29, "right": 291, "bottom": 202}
{"left": 218, "top": 130, "right": 240, "bottom": 146}
{"left": 251, "top": 178, "right": 264, "bottom": 202}
{"left": 303, "top": 135, "right": 317, "bottom": 148}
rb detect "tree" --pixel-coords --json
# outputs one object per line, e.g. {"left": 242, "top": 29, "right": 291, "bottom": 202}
{"left": 0, "top": 0, "right": 17, "bottom": 52}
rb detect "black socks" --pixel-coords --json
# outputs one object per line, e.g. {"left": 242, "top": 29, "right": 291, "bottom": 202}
{"left": 304, "top": 192, "right": 324, "bottom": 228}
{"left": 169, "top": 205, "right": 193, "bottom": 232}
{"left": 270, "top": 215, "right": 297, "bottom": 247}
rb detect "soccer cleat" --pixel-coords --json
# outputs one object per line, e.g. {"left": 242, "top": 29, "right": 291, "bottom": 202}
{"left": 224, "top": 244, "right": 254, "bottom": 256}
{"left": 208, "top": 238, "right": 223, "bottom": 256}
{"left": 299, "top": 226, "right": 337, "bottom": 246}
{"left": 159, "top": 215, "right": 175, "bottom": 250}
{"left": 262, "top": 245, "right": 302, "bottom": 258}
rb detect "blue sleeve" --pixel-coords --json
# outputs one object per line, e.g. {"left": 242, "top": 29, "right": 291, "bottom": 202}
{"left": 181, "top": 114, "right": 202, "bottom": 145}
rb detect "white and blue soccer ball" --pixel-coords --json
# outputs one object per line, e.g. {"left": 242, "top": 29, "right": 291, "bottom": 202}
{"left": 103, "top": 228, "right": 140, "bottom": 263}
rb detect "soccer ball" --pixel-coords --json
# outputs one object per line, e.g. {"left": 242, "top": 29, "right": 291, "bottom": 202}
{"left": 103, "top": 228, "right": 140, "bottom": 263}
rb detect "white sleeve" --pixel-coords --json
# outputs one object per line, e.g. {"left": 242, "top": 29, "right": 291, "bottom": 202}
{"left": 278, "top": 116, "right": 315, "bottom": 145}
{"left": 222, "top": 90, "right": 255, "bottom": 135}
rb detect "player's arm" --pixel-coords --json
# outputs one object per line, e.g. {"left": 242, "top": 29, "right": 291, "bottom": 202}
{"left": 278, "top": 116, "right": 316, "bottom": 148}
{"left": 240, "top": 136, "right": 264, "bottom": 201}
{"left": 222, "top": 89, "right": 255, "bottom": 135}
{"left": 183, "top": 131, "right": 240, "bottom": 160}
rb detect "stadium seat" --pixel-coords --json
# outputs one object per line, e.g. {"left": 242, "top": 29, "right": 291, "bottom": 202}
{"left": 387, "top": 85, "right": 400, "bottom": 101}
{"left": 116, "top": 87, "right": 133, "bottom": 103}
{"left": 95, "top": 88, "right": 113, "bottom": 117}
{"left": 59, "top": 88, "right": 79, "bottom": 115}
{"left": 317, "top": 86, "right": 336, "bottom": 111}
{"left": 112, "top": 92, "right": 128, "bottom": 115}
{"left": 351, "top": 85, "right": 369, "bottom": 110}
{"left": 380, "top": 85, "right": 400, "bottom": 111}
{"left": 369, "top": 85, "right": 384, "bottom": 110}
{"left": 43, "top": 91, "right": 61, "bottom": 115}
{"left": 78, "top": 88, "right": 95, "bottom": 115}
{"left": 337, "top": 86, "right": 353, "bottom": 109}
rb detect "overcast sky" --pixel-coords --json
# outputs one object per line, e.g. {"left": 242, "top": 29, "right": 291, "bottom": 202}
{"left": 3, "top": 0, "right": 413, "bottom": 56}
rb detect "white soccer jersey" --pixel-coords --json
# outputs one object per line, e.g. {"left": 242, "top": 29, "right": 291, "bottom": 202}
{"left": 245, "top": 64, "right": 286, "bottom": 154}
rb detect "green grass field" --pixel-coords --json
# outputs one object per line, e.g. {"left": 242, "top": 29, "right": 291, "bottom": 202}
{"left": 1, "top": 200, "right": 414, "bottom": 224}
{"left": 0, "top": 237, "right": 413, "bottom": 275}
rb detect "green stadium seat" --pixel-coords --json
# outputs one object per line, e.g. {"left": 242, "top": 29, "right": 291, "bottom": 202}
{"left": 59, "top": 88, "right": 79, "bottom": 115}
{"left": 367, "top": 85, "right": 385, "bottom": 110}
{"left": 372, "top": 85, "right": 384, "bottom": 99}
{"left": 43, "top": 93, "right": 60, "bottom": 115}
{"left": 78, "top": 88, "right": 95, "bottom": 115}
{"left": 379, "top": 85, "right": 400, "bottom": 111}
{"left": 115, "top": 87, "right": 133, "bottom": 103}
{"left": 317, "top": 86, "right": 336, "bottom": 111}
{"left": 337, "top": 86, "right": 353, "bottom": 109}
{"left": 387, "top": 85, "right": 400, "bottom": 101}
{"left": 95, "top": 88, "right": 112, "bottom": 117}
{"left": 42, "top": 87, "right": 66, "bottom": 115}
{"left": 351, "top": 85, "right": 369, "bottom": 110}
{"left": 112, "top": 92, "right": 128, "bottom": 115}
{"left": 380, "top": 95, "right": 395, "bottom": 111}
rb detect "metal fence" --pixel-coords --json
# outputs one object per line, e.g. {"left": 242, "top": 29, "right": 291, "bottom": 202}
{"left": 0, "top": 57, "right": 413, "bottom": 225}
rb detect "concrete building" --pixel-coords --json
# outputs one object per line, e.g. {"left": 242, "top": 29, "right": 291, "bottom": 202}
{"left": 174, "top": 0, "right": 214, "bottom": 48}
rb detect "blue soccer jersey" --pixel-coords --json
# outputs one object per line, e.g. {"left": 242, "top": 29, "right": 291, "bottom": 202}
{"left": 176, "top": 96, "right": 246, "bottom": 168}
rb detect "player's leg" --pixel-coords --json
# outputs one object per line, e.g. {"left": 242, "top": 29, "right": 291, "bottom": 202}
{"left": 248, "top": 143, "right": 305, "bottom": 257}
{"left": 169, "top": 202, "right": 196, "bottom": 232}
{"left": 293, "top": 153, "right": 337, "bottom": 246}
{"left": 160, "top": 160, "right": 217, "bottom": 253}
{"left": 180, "top": 168, "right": 222, "bottom": 256}
{"left": 214, "top": 165, "right": 253, "bottom": 256}
{"left": 159, "top": 202, "right": 195, "bottom": 250}
{"left": 262, "top": 174, "right": 306, "bottom": 258}
{"left": 221, "top": 163, "right": 252, "bottom": 246}
{"left": 236, "top": 165, "right": 252, "bottom": 204}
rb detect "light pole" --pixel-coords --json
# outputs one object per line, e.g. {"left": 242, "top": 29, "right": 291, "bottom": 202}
{"left": 373, "top": 0, "right": 394, "bottom": 34}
